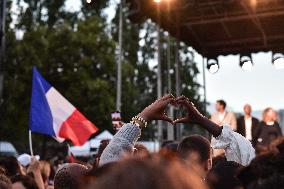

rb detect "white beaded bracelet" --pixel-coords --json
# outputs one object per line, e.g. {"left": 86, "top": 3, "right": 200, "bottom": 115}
{"left": 131, "top": 116, "right": 148, "bottom": 128}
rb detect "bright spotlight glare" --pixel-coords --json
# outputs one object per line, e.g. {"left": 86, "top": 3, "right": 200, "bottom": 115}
{"left": 209, "top": 64, "right": 219, "bottom": 74}
{"left": 240, "top": 54, "right": 253, "bottom": 72}
{"left": 207, "top": 58, "right": 219, "bottom": 74}
{"left": 274, "top": 57, "right": 284, "bottom": 70}
{"left": 86, "top": 0, "right": 92, "bottom": 3}
{"left": 154, "top": 0, "right": 162, "bottom": 3}
{"left": 241, "top": 60, "right": 253, "bottom": 71}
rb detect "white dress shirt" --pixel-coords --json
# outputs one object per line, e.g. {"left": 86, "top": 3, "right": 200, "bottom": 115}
{"left": 245, "top": 117, "right": 252, "bottom": 140}
{"left": 218, "top": 112, "right": 226, "bottom": 122}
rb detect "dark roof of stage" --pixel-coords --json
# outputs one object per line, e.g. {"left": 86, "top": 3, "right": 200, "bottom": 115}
{"left": 127, "top": 0, "right": 284, "bottom": 58}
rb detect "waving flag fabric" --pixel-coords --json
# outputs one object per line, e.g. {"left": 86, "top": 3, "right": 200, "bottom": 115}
{"left": 29, "top": 67, "right": 98, "bottom": 146}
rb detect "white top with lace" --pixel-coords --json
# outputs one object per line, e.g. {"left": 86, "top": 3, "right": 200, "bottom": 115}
{"left": 211, "top": 125, "right": 255, "bottom": 166}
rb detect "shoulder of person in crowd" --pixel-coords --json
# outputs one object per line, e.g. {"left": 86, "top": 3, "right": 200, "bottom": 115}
{"left": 237, "top": 115, "right": 244, "bottom": 120}
{"left": 227, "top": 112, "right": 236, "bottom": 117}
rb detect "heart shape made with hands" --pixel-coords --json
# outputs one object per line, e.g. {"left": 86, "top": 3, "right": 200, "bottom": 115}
{"left": 168, "top": 99, "right": 188, "bottom": 124}
{"left": 138, "top": 95, "right": 199, "bottom": 125}
{"left": 163, "top": 97, "right": 192, "bottom": 124}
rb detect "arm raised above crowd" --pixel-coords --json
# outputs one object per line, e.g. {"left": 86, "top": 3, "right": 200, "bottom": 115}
{"left": 98, "top": 123, "right": 141, "bottom": 166}
{"left": 174, "top": 96, "right": 255, "bottom": 166}
{"left": 99, "top": 95, "right": 175, "bottom": 166}
{"left": 27, "top": 157, "right": 45, "bottom": 189}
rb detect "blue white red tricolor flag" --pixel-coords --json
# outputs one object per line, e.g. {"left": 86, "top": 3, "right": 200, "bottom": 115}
{"left": 29, "top": 67, "right": 98, "bottom": 146}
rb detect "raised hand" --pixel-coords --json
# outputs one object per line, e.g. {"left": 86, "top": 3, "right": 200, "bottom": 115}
{"left": 138, "top": 94, "right": 175, "bottom": 124}
{"left": 173, "top": 96, "right": 205, "bottom": 124}
{"left": 27, "top": 157, "right": 40, "bottom": 173}
{"left": 27, "top": 157, "right": 45, "bottom": 189}
{"left": 173, "top": 95, "right": 222, "bottom": 137}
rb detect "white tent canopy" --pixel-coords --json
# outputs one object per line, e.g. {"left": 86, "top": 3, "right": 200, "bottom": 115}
{"left": 90, "top": 130, "right": 113, "bottom": 148}
{"left": 94, "top": 130, "right": 113, "bottom": 140}
{"left": 69, "top": 130, "right": 159, "bottom": 156}
{"left": 69, "top": 130, "right": 113, "bottom": 157}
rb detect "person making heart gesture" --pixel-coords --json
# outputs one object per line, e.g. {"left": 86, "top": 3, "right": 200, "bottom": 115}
{"left": 99, "top": 95, "right": 255, "bottom": 167}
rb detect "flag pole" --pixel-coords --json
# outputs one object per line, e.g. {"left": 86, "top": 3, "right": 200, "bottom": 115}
{"left": 67, "top": 143, "right": 72, "bottom": 157}
{"left": 67, "top": 143, "right": 71, "bottom": 153}
{"left": 29, "top": 130, "right": 34, "bottom": 156}
{"left": 67, "top": 143, "right": 76, "bottom": 163}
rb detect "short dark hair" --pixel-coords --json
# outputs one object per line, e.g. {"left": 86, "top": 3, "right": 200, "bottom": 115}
{"left": 11, "top": 175, "right": 39, "bottom": 189}
{"left": 217, "top": 100, "right": 226, "bottom": 109}
{"left": 0, "top": 169, "right": 12, "bottom": 189}
{"left": 54, "top": 163, "right": 89, "bottom": 189}
{"left": 83, "top": 155, "right": 207, "bottom": 189}
{"left": 257, "top": 174, "right": 284, "bottom": 189}
{"left": 177, "top": 135, "right": 211, "bottom": 162}
{"left": 206, "top": 160, "right": 243, "bottom": 189}
{"left": 0, "top": 156, "right": 21, "bottom": 178}
{"left": 237, "top": 152, "right": 284, "bottom": 188}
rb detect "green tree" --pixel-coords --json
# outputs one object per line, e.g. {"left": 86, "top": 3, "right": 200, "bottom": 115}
{"left": 1, "top": 16, "right": 117, "bottom": 152}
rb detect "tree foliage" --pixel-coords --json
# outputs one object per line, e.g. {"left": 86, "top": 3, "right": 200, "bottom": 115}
{"left": 1, "top": 13, "right": 117, "bottom": 151}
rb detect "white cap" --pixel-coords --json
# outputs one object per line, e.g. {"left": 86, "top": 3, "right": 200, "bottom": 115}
{"left": 17, "top": 153, "right": 40, "bottom": 167}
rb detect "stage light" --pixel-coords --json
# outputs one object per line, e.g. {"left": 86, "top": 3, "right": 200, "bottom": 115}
{"left": 240, "top": 54, "right": 253, "bottom": 72}
{"left": 86, "top": 0, "right": 92, "bottom": 3}
{"left": 272, "top": 52, "right": 284, "bottom": 70}
{"left": 154, "top": 0, "right": 162, "bottom": 3}
{"left": 207, "top": 58, "right": 219, "bottom": 74}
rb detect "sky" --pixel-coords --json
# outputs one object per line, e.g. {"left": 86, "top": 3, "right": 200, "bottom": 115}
{"left": 13, "top": 0, "right": 284, "bottom": 113}
{"left": 195, "top": 52, "right": 284, "bottom": 113}
{"left": 64, "top": 0, "right": 81, "bottom": 12}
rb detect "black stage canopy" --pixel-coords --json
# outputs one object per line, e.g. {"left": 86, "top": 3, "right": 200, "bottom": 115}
{"left": 127, "top": 0, "right": 284, "bottom": 58}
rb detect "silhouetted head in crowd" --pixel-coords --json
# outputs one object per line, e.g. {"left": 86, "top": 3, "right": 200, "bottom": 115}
{"left": 256, "top": 174, "right": 284, "bottom": 189}
{"left": 0, "top": 167, "right": 12, "bottom": 189}
{"left": 83, "top": 155, "right": 208, "bottom": 189}
{"left": 206, "top": 159, "right": 243, "bottom": 189}
{"left": 11, "top": 175, "right": 38, "bottom": 189}
{"left": 134, "top": 144, "right": 150, "bottom": 158}
{"left": 243, "top": 104, "right": 252, "bottom": 117}
{"left": 93, "top": 140, "right": 110, "bottom": 168}
{"left": 212, "top": 154, "right": 226, "bottom": 167}
{"left": 161, "top": 141, "right": 179, "bottom": 153}
{"left": 238, "top": 152, "right": 284, "bottom": 188}
{"left": 86, "top": 162, "right": 117, "bottom": 178}
{"left": 54, "top": 163, "right": 89, "bottom": 189}
{"left": 177, "top": 135, "right": 212, "bottom": 177}
{"left": 216, "top": 100, "right": 226, "bottom": 112}
{"left": 161, "top": 140, "right": 174, "bottom": 148}
{"left": 85, "top": 161, "right": 117, "bottom": 187}
{"left": 159, "top": 141, "right": 178, "bottom": 158}
{"left": 0, "top": 156, "right": 22, "bottom": 178}
{"left": 97, "top": 140, "right": 110, "bottom": 158}
{"left": 262, "top": 107, "right": 275, "bottom": 123}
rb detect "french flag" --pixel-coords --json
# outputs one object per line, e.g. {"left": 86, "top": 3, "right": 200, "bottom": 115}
{"left": 29, "top": 67, "right": 98, "bottom": 146}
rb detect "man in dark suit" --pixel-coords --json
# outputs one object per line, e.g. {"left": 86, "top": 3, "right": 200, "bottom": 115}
{"left": 237, "top": 104, "right": 259, "bottom": 144}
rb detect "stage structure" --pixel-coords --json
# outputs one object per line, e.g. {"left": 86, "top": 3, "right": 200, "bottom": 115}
{"left": 127, "top": 0, "right": 284, "bottom": 140}
{"left": 127, "top": 0, "right": 284, "bottom": 58}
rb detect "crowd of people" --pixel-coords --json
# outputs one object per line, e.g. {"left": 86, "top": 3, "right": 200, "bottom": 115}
{"left": 211, "top": 99, "right": 283, "bottom": 154}
{"left": 1, "top": 95, "right": 284, "bottom": 189}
